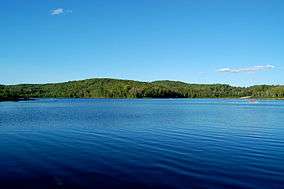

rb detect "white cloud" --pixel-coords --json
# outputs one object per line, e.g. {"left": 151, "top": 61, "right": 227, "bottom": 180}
{"left": 218, "top": 65, "right": 275, "bottom": 73}
{"left": 50, "top": 8, "right": 64, "bottom": 15}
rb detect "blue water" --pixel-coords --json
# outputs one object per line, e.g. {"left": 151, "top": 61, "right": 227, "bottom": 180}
{"left": 0, "top": 99, "right": 283, "bottom": 189}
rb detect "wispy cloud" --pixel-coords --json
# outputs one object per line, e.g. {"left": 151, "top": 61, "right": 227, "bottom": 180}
{"left": 51, "top": 8, "right": 64, "bottom": 15}
{"left": 218, "top": 65, "right": 275, "bottom": 73}
{"left": 50, "top": 8, "right": 72, "bottom": 16}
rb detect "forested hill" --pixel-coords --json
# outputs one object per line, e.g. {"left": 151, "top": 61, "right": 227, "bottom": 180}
{"left": 1, "top": 78, "right": 284, "bottom": 100}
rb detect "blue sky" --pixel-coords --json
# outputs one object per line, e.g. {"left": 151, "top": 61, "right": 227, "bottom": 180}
{"left": 0, "top": 0, "right": 283, "bottom": 86}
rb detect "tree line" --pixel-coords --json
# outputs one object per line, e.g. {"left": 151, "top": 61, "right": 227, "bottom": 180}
{"left": 1, "top": 78, "right": 284, "bottom": 101}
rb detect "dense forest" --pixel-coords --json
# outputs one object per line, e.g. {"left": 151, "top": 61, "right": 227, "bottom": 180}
{"left": 1, "top": 78, "right": 284, "bottom": 101}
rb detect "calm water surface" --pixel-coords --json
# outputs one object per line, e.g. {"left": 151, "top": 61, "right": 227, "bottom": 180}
{"left": 0, "top": 99, "right": 284, "bottom": 189}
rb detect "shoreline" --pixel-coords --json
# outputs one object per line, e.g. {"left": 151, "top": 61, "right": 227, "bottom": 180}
{"left": 1, "top": 97, "right": 284, "bottom": 102}
{"left": 0, "top": 98, "right": 32, "bottom": 102}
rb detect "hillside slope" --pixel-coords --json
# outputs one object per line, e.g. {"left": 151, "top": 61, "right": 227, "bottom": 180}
{"left": 1, "top": 78, "right": 284, "bottom": 99}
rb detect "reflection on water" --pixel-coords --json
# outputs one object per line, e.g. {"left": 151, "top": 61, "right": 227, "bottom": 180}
{"left": 0, "top": 99, "right": 284, "bottom": 189}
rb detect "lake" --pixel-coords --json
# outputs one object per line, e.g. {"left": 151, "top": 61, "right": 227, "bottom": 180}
{"left": 0, "top": 99, "right": 283, "bottom": 189}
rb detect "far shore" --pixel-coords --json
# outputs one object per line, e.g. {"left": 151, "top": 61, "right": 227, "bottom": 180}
{"left": 1, "top": 97, "right": 284, "bottom": 102}
{"left": 0, "top": 98, "right": 33, "bottom": 102}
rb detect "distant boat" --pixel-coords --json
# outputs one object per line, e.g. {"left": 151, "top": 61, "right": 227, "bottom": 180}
{"left": 240, "top": 96, "right": 252, "bottom": 99}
